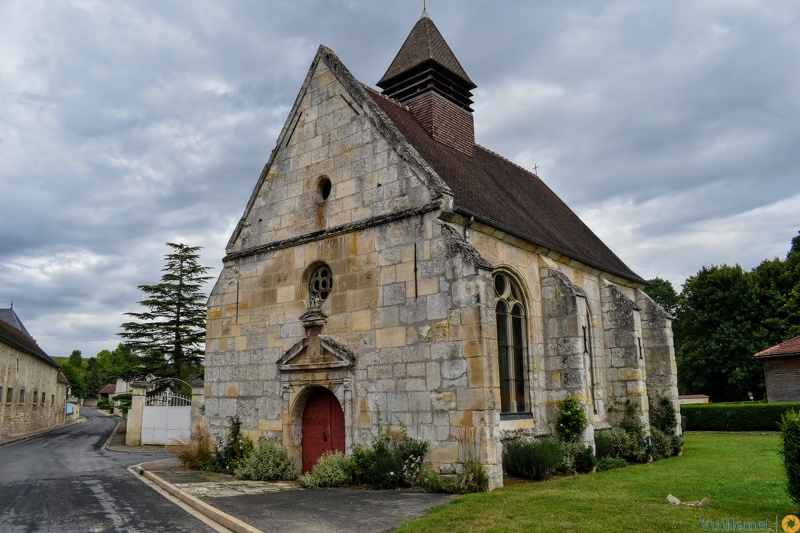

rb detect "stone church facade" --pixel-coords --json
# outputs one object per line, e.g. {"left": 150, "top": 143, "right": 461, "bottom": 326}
{"left": 204, "top": 15, "right": 679, "bottom": 489}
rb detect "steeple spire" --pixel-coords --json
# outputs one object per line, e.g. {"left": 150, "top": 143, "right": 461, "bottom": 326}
{"left": 377, "top": 15, "right": 475, "bottom": 111}
{"left": 377, "top": 14, "right": 477, "bottom": 156}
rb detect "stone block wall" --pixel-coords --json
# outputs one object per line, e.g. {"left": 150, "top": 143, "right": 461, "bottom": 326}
{"left": 206, "top": 213, "right": 504, "bottom": 488}
{"left": 601, "top": 282, "right": 649, "bottom": 431}
{"left": 0, "top": 344, "right": 66, "bottom": 437}
{"left": 637, "top": 289, "right": 681, "bottom": 433}
{"left": 229, "top": 59, "right": 435, "bottom": 256}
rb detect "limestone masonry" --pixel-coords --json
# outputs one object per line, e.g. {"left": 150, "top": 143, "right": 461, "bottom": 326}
{"left": 204, "top": 15, "right": 680, "bottom": 489}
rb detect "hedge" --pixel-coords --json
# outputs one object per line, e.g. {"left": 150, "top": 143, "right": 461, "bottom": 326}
{"left": 682, "top": 402, "right": 800, "bottom": 431}
{"left": 779, "top": 410, "right": 800, "bottom": 505}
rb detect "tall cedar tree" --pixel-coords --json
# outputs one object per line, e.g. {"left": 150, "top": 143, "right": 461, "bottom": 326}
{"left": 119, "top": 243, "right": 212, "bottom": 381}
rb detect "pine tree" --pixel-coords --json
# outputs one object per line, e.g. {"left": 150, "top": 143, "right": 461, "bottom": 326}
{"left": 119, "top": 243, "right": 212, "bottom": 381}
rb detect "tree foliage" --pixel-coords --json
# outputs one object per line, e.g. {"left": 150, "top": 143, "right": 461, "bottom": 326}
{"left": 119, "top": 243, "right": 212, "bottom": 381}
{"left": 85, "top": 358, "right": 102, "bottom": 397}
{"left": 644, "top": 277, "right": 680, "bottom": 317}
{"left": 675, "top": 231, "right": 800, "bottom": 402}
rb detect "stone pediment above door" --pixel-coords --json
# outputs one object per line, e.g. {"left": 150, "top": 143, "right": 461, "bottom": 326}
{"left": 277, "top": 335, "right": 355, "bottom": 372}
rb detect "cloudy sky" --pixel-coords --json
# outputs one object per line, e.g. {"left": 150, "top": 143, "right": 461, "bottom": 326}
{"left": 2, "top": 0, "right": 798, "bottom": 358}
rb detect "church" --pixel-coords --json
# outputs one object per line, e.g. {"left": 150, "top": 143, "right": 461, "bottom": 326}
{"left": 203, "top": 13, "right": 679, "bottom": 489}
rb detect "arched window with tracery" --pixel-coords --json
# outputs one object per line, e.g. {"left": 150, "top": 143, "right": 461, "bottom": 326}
{"left": 494, "top": 272, "right": 528, "bottom": 414}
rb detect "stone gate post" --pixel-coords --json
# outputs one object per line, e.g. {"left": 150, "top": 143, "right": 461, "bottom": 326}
{"left": 190, "top": 379, "right": 205, "bottom": 430}
{"left": 126, "top": 381, "right": 147, "bottom": 446}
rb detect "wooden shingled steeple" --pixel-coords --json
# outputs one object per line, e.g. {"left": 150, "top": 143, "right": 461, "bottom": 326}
{"left": 377, "top": 14, "right": 477, "bottom": 156}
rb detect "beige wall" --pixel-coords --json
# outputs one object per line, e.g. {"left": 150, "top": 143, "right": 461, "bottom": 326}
{"left": 0, "top": 343, "right": 67, "bottom": 437}
{"left": 205, "top": 52, "right": 679, "bottom": 489}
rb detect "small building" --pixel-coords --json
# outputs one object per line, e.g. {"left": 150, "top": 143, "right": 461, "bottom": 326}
{"left": 0, "top": 307, "right": 69, "bottom": 437}
{"left": 98, "top": 383, "right": 116, "bottom": 401}
{"left": 755, "top": 336, "right": 800, "bottom": 403}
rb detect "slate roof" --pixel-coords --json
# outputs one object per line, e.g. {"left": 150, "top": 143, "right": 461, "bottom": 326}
{"left": 755, "top": 336, "right": 800, "bottom": 358}
{"left": 0, "top": 307, "right": 32, "bottom": 337}
{"left": 0, "top": 318, "right": 60, "bottom": 370}
{"left": 365, "top": 87, "right": 644, "bottom": 283}
{"left": 377, "top": 16, "right": 475, "bottom": 89}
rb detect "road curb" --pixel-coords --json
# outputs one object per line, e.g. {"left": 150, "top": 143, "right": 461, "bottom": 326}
{"left": 131, "top": 461, "right": 263, "bottom": 533}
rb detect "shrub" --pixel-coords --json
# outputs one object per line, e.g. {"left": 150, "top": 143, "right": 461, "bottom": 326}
{"left": 169, "top": 423, "right": 214, "bottom": 470}
{"left": 681, "top": 402, "right": 800, "bottom": 431}
{"left": 670, "top": 433, "right": 684, "bottom": 457}
{"left": 503, "top": 438, "right": 567, "bottom": 480}
{"left": 573, "top": 445, "right": 598, "bottom": 473}
{"left": 596, "top": 457, "right": 628, "bottom": 471}
{"left": 416, "top": 462, "right": 451, "bottom": 493}
{"left": 779, "top": 410, "right": 800, "bottom": 505}
{"left": 210, "top": 416, "right": 253, "bottom": 473}
{"left": 609, "top": 428, "right": 648, "bottom": 463}
{"left": 97, "top": 398, "right": 113, "bottom": 411}
{"left": 649, "top": 396, "right": 678, "bottom": 434}
{"left": 594, "top": 430, "right": 615, "bottom": 459}
{"left": 235, "top": 436, "right": 298, "bottom": 481}
{"left": 649, "top": 428, "right": 673, "bottom": 460}
{"left": 300, "top": 451, "right": 353, "bottom": 488}
{"left": 556, "top": 396, "right": 588, "bottom": 443}
{"left": 618, "top": 400, "right": 645, "bottom": 439}
{"left": 348, "top": 424, "right": 429, "bottom": 490}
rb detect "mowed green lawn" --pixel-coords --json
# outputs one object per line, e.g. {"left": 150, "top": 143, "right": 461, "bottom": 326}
{"left": 399, "top": 432, "right": 796, "bottom": 532}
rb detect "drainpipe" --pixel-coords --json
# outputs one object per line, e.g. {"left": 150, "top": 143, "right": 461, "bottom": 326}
{"left": 464, "top": 215, "right": 475, "bottom": 243}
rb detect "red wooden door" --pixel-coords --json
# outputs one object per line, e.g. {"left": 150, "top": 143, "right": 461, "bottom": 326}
{"left": 302, "top": 388, "right": 345, "bottom": 473}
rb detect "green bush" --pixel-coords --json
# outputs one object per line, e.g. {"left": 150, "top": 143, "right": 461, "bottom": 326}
{"left": 609, "top": 428, "right": 648, "bottom": 463}
{"left": 649, "top": 428, "right": 673, "bottom": 460}
{"left": 594, "top": 430, "right": 615, "bottom": 459}
{"left": 649, "top": 396, "right": 677, "bottom": 434}
{"left": 556, "top": 396, "right": 588, "bottom": 443}
{"left": 209, "top": 416, "right": 253, "bottom": 473}
{"left": 97, "top": 398, "right": 113, "bottom": 411}
{"left": 416, "top": 462, "right": 451, "bottom": 493}
{"left": 235, "top": 436, "right": 298, "bottom": 481}
{"left": 779, "top": 410, "right": 800, "bottom": 505}
{"left": 573, "top": 445, "right": 598, "bottom": 473}
{"left": 670, "top": 433, "right": 683, "bottom": 457}
{"left": 300, "top": 451, "right": 353, "bottom": 488}
{"left": 503, "top": 438, "right": 567, "bottom": 480}
{"left": 682, "top": 402, "right": 800, "bottom": 431}
{"left": 596, "top": 456, "right": 627, "bottom": 471}
{"left": 348, "top": 426, "right": 429, "bottom": 490}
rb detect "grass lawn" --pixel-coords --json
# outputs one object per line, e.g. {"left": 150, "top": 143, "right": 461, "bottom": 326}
{"left": 399, "top": 432, "right": 796, "bottom": 532}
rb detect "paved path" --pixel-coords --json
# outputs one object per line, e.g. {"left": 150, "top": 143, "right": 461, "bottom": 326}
{"left": 0, "top": 407, "right": 219, "bottom": 533}
{"left": 148, "top": 465, "right": 456, "bottom": 533}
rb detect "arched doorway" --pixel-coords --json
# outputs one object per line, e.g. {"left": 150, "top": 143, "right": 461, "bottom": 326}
{"left": 302, "top": 387, "right": 345, "bottom": 472}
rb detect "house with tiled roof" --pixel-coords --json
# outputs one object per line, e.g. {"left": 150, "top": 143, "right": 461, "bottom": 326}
{"left": 0, "top": 306, "right": 69, "bottom": 437}
{"left": 204, "top": 14, "right": 679, "bottom": 488}
{"left": 755, "top": 336, "right": 800, "bottom": 402}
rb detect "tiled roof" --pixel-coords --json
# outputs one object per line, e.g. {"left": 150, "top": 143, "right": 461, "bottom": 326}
{"left": 377, "top": 16, "right": 475, "bottom": 89}
{"left": 99, "top": 384, "right": 117, "bottom": 395}
{"left": 755, "top": 336, "right": 800, "bottom": 358}
{"left": 0, "top": 319, "right": 60, "bottom": 370}
{"left": 365, "top": 88, "right": 644, "bottom": 283}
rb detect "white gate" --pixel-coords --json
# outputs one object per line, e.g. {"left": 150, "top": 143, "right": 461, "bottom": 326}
{"left": 141, "top": 390, "right": 191, "bottom": 445}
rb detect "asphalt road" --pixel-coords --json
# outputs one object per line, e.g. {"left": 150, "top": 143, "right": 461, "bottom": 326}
{"left": 0, "top": 407, "right": 218, "bottom": 533}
